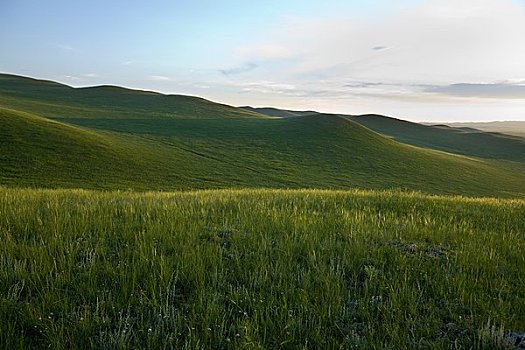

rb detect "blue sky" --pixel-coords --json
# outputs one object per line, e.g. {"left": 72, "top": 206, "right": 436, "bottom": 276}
{"left": 2, "top": 0, "right": 525, "bottom": 122}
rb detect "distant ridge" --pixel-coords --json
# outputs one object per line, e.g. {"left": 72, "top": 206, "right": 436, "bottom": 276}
{"left": 445, "top": 121, "right": 525, "bottom": 138}
{"left": 240, "top": 106, "right": 318, "bottom": 118}
{"left": 0, "top": 73, "right": 270, "bottom": 120}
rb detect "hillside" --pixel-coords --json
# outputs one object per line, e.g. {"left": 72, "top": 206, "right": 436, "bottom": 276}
{"left": 0, "top": 73, "right": 267, "bottom": 120}
{"left": 348, "top": 114, "right": 525, "bottom": 163}
{"left": 1, "top": 74, "right": 525, "bottom": 197}
{"left": 1, "top": 104, "right": 525, "bottom": 196}
{"left": 247, "top": 107, "right": 525, "bottom": 163}
{"left": 0, "top": 108, "right": 174, "bottom": 189}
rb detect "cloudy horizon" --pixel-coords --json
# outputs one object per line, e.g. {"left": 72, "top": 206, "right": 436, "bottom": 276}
{"left": 2, "top": 0, "right": 525, "bottom": 122}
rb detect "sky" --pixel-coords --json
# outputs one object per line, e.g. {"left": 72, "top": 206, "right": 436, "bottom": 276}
{"left": 2, "top": 0, "right": 525, "bottom": 122}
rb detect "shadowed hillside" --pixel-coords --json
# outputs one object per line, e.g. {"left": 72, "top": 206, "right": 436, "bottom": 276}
{"left": 0, "top": 108, "right": 175, "bottom": 189}
{"left": 348, "top": 114, "right": 525, "bottom": 163}
{"left": 246, "top": 107, "right": 525, "bottom": 163}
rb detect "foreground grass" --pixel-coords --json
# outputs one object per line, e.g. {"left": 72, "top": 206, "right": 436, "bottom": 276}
{"left": 1, "top": 188, "right": 524, "bottom": 349}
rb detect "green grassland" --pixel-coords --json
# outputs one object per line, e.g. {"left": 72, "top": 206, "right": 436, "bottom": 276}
{"left": 1, "top": 188, "right": 524, "bottom": 349}
{"left": 1, "top": 74, "right": 525, "bottom": 197}
{"left": 2, "top": 74, "right": 525, "bottom": 348}
{"left": 2, "top": 107, "right": 525, "bottom": 197}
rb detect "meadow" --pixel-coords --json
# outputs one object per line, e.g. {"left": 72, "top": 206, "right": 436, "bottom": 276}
{"left": 1, "top": 187, "right": 524, "bottom": 349}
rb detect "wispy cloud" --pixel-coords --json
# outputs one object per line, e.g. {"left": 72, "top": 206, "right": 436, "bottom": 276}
{"left": 239, "top": 81, "right": 296, "bottom": 94}
{"left": 223, "top": 77, "right": 525, "bottom": 104}
{"left": 226, "top": 0, "right": 525, "bottom": 92}
{"left": 63, "top": 75, "right": 81, "bottom": 81}
{"left": 345, "top": 81, "right": 386, "bottom": 89}
{"left": 122, "top": 60, "right": 134, "bottom": 65}
{"left": 60, "top": 74, "right": 99, "bottom": 84}
{"left": 220, "top": 62, "right": 258, "bottom": 76}
{"left": 149, "top": 75, "right": 172, "bottom": 81}
{"left": 425, "top": 83, "right": 525, "bottom": 99}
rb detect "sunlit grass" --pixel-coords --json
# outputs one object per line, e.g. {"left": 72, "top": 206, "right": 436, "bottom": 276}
{"left": 1, "top": 187, "right": 524, "bottom": 348}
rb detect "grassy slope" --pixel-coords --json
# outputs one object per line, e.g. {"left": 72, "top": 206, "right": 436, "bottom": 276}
{"left": 2, "top": 107, "right": 525, "bottom": 197}
{"left": 0, "top": 73, "right": 266, "bottom": 120}
{"left": 0, "top": 107, "right": 133, "bottom": 188}
{"left": 349, "top": 114, "right": 525, "bottom": 163}
{"left": 1, "top": 73, "right": 525, "bottom": 197}
{"left": 246, "top": 107, "right": 525, "bottom": 163}
{"left": 1, "top": 188, "right": 523, "bottom": 349}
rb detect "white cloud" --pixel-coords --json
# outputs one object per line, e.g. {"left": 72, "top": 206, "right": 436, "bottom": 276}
{"left": 213, "top": 0, "right": 525, "bottom": 121}
{"left": 239, "top": 81, "right": 297, "bottom": 95}
{"left": 380, "top": 0, "right": 525, "bottom": 84}
{"left": 149, "top": 75, "right": 171, "bottom": 81}
{"left": 63, "top": 75, "right": 81, "bottom": 81}
{"left": 228, "top": 0, "right": 525, "bottom": 96}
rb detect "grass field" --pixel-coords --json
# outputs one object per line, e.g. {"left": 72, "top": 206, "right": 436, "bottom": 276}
{"left": 1, "top": 74, "right": 525, "bottom": 348}
{"left": 1, "top": 187, "right": 524, "bottom": 349}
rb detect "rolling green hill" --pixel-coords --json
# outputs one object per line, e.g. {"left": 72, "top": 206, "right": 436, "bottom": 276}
{"left": 0, "top": 74, "right": 267, "bottom": 120}
{"left": 348, "top": 114, "right": 525, "bottom": 163}
{"left": 246, "top": 107, "right": 525, "bottom": 163}
{"left": 1, "top": 105, "right": 524, "bottom": 197}
{"left": 1, "top": 73, "right": 525, "bottom": 197}
{"left": 0, "top": 107, "right": 176, "bottom": 189}
{"left": 2, "top": 75, "right": 525, "bottom": 348}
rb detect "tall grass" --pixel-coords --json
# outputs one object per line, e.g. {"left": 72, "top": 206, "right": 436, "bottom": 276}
{"left": 1, "top": 188, "right": 524, "bottom": 349}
